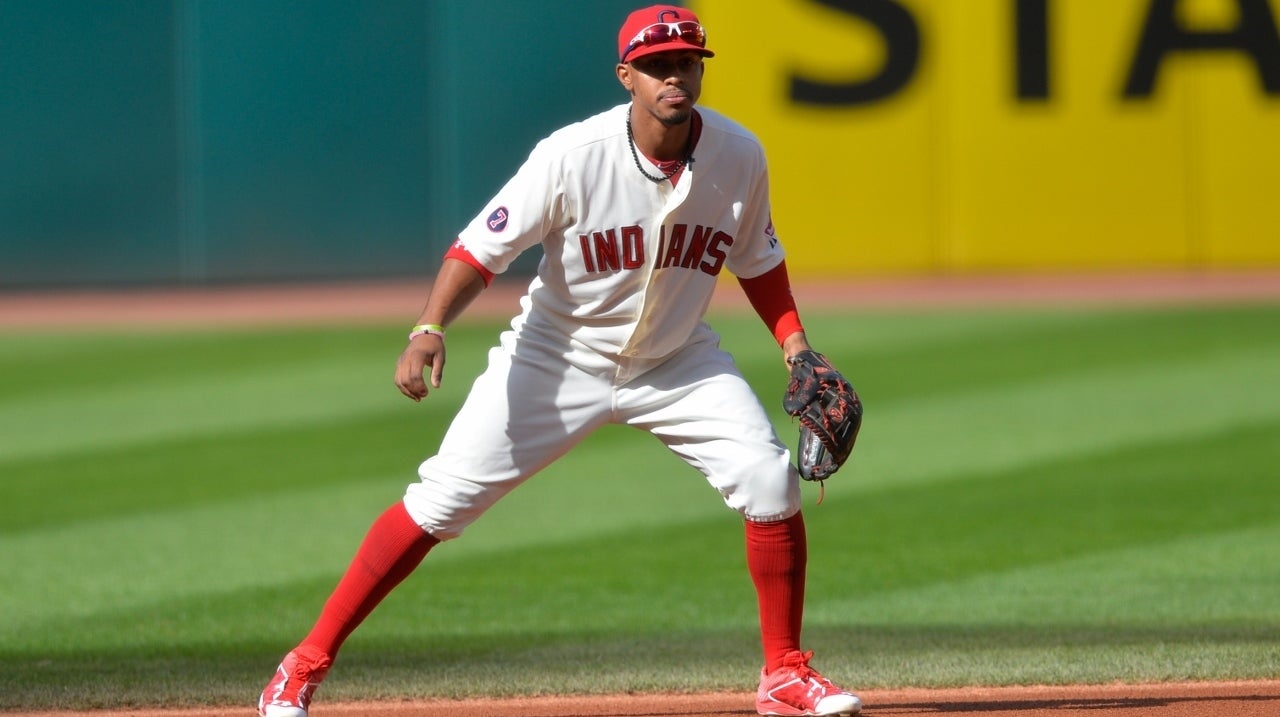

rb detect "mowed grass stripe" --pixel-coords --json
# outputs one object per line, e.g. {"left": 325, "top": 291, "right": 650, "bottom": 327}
{"left": 801, "top": 304, "right": 1280, "bottom": 403}
{"left": 0, "top": 356, "right": 414, "bottom": 464}
{"left": 0, "top": 328, "right": 401, "bottom": 400}
{"left": 1, "top": 410, "right": 448, "bottom": 534}
{"left": 0, "top": 428, "right": 734, "bottom": 632}
{"left": 806, "top": 419, "right": 1280, "bottom": 591}
{"left": 3, "top": 304, "right": 1273, "bottom": 465}
{"left": 5, "top": 415, "right": 1275, "bottom": 647}
{"left": 824, "top": 520, "right": 1280, "bottom": 628}
{"left": 5, "top": 305, "right": 1276, "bottom": 514}
{"left": 3, "top": 334, "right": 1273, "bottom": 538}
{"left": 824, "top": 344, "right": 1280, "bottom": 492}
{"left": 0, "top": 324, "right": 495, "bottom": 463}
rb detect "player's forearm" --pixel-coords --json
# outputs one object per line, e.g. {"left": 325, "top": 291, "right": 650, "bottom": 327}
{"left": 415, "top": 258, "right": 488, "bottom": 327}
{"left": 737, "top": 260, "right": 806, "bottom": 347}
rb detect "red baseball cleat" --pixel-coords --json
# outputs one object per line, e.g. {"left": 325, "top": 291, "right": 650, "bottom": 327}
{"left": 756, "top": 650, "right": 862, "bottom": 716}
{"left": 258, "top": 645, "right": 332, "bottom": 717}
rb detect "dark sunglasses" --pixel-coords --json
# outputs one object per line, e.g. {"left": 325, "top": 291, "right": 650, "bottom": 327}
{"left": 622, "top": 21, "right": 707, "bottom": 62}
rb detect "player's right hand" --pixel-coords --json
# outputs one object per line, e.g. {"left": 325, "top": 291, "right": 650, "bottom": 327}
{"left": 394, "top": 334, "right": 445, "bottom": 401}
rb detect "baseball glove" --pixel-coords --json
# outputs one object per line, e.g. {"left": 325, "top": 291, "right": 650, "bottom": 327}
{"left": 783, "top": 350, "right": 862, "bottom": 481}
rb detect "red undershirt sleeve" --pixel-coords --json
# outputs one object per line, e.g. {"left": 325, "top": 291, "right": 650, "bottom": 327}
{"left": 443, "top": 240, "right": 496, "bottom": 287}
{"left": 737, "top": 260, "right": 805, "bottom": 346}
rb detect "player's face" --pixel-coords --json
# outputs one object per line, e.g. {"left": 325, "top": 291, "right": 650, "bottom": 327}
{"left": 619, "top": 50, "right": 704, "bottom": 126}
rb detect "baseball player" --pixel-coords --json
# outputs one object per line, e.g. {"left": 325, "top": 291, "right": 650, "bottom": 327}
{"left": 257, "top": 5, "right": 862, "bottom": 717}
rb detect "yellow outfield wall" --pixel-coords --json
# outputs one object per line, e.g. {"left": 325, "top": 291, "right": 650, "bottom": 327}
{"left": 690, "top": 0, "right": 1280, "bottom": 277}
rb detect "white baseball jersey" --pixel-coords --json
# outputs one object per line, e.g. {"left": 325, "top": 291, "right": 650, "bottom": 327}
{"left": 454, "top": 102, "right": 785, "bottom": 360}
{"left": 405, "top": 102, "right": 801, "bottom": 539}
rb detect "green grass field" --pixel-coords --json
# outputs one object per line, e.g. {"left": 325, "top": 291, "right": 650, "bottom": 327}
{"left": 2, "top": 301, "right": 1278, "bottom": 710}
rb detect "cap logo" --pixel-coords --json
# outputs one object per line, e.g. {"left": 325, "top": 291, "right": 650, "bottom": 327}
{"left": 619, "top": 5, "right": 712, "bottom": 64}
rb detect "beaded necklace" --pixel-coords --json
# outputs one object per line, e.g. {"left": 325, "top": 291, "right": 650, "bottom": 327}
{"left": 626, "top": 109, "right": 694, "bottom": 184}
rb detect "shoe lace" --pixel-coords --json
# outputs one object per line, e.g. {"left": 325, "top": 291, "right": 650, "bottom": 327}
{"left": 289, "top": 651, "right": 332, "bottom": 683}
{"left": 784, "top": 650, "right": 818, "bottom": 681}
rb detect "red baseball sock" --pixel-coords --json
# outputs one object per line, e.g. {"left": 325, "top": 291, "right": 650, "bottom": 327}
{"left": 745, "top": 512, "right": 807, "bottom": 673}
{"left": 299, "top": 501, "right": 439, "bottom": 657}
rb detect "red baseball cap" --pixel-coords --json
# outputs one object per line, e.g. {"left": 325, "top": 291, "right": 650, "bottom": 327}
{"left": 617, "top": 5, "right": 715, "bottom": 64}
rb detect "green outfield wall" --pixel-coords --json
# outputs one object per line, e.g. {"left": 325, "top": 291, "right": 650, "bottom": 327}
{"left": 0, "top": 0, "right": 639, "bottom": 288}
{"left": 2, "top": 0, "right": 1277, "bottom": 289}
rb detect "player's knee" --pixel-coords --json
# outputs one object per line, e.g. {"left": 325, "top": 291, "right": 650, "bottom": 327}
{"left": 403, "top": 464, "right": 496, "bottom": 541}
{"left": 721, "top": 455, "right": 801, "bottom": 522}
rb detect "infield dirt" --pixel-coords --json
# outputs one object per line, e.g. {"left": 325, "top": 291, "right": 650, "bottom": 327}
{"left": 18, "top": 681, "right": 1280, "bottom": 717}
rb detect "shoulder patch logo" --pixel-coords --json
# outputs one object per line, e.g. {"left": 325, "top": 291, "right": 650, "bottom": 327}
{"left": 487, "top": 206, "right": 510, "bottom": 233}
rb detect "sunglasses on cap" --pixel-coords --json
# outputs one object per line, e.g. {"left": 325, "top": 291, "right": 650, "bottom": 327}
{"left": 622, "top": 21, "right": 707, "bottom": 62}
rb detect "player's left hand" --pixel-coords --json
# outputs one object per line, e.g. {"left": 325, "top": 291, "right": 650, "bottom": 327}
{"left": 783, "top": 350, "right": 862, "bottom": 480}
{"left": 394, "top": 334, "right": 445, "bottom": 402}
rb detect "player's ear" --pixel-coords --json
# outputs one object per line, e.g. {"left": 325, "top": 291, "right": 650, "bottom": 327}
{"left": 616, "top": 63, "right": 634, "bottom": 92}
